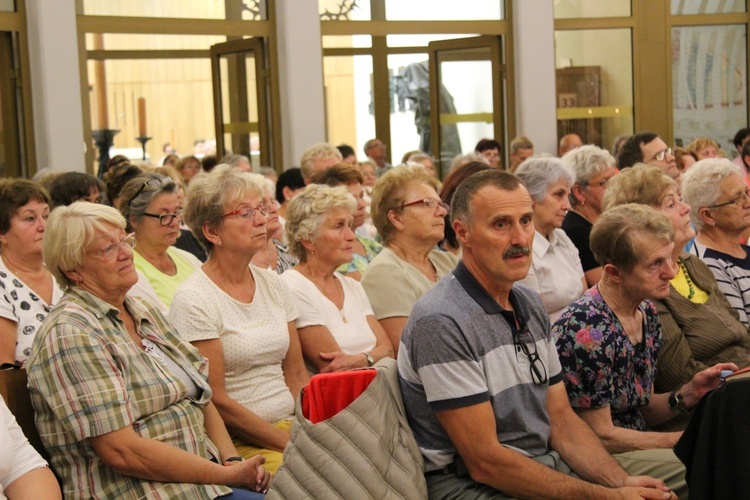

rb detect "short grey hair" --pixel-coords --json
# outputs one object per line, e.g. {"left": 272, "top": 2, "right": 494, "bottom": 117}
{"left": 514, "top": 157, "right": 575, "bottom": 202}
{"left": 184, "top": 164, "right": 263, "bottom": 254}
{"left": 118, "top": 172, "right": 178, "bottom": 231}
{"left": 451, "top": 170, "right": 524, "bottom": 228}
{"left": 300, "top": 143, "right": 342, "bottom": 181}
{"left": 285, "top": 184, "right": 356, "bottom": 262}
{"left": 681, "top": 158, "right": 742, "bottom": 231}
{"left": 246, "top": 172, "right": 275, "bottom": 198}
{"left": 562, "top": 145, "right": 616, "bottom": 207}
{"left": 44, "top": 202, "right": 127, "bottom": 289}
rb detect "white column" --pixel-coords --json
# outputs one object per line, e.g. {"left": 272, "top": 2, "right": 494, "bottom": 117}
{"left": 25, "top": 0, "right": 86, "bottom": 172}
{"left": 275, "top": 0, "right": 326, "bottom": 168}
{"left": 512, "top": 0, "right": 557, "bottom": 156}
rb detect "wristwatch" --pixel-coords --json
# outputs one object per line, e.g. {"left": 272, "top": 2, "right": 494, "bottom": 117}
{"left": 667, "top": 388, "right": 687, "bottom": 413}
{"left": 364, "top": 351, "right": 375, "bottom": 367}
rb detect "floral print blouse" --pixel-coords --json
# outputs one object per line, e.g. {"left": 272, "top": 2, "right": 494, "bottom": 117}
{"left": 552, "top": 285, "right": 663, "bottom": 430}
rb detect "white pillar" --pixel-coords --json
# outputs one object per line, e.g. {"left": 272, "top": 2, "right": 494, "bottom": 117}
{"left": 512, "top": 0, "right": 557, "bottom": 156}
{"left": 25, "top": 0, "right": 86, "bottom": 172}
{"left": 275, "top": 0, "right": 326, "bottom": 168}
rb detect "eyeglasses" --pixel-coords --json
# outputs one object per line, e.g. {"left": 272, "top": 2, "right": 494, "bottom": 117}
{"left": 128, "top": 177, "right": 173, "bottom": 207}
{"left": 401, "top": 198, "right": 450, "bottom": 211}
{"left": 583, "top": 178, "right": 609, "bottom": 189}
{"left": 707, "top": 188, "right": 750, "bottom": 209}
{"left": 142, "top": 210, "right": 183, "bottom": 226}
{"left": 652, "top": 147, "right": 673, "bottom": 162}
{"left": 88, "top": 233, "right": 136, "bottom": 259}
{"left": 513, "top": 327, "right": 548, "bottom": 385}
{"left": 222, "top": 204, "right": 270, "bottom": 220}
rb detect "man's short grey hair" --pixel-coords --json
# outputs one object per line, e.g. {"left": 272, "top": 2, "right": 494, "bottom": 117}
{"left": 450, "top": 170, "right": 524, "bottom": 227}
{"left": 514, "top": 157, "right": 575, "bottom": 202}
{"left": 681, "top": 158, "right": 742, "bottom": 231}
{"left": 450, "top": 152, "right": 489, "bottom": 173}
{"left": 285, "top": 184, "right": 356, "bottom": 262}
{"left": 561, "top": 145, "right": 616, "bottom": 207}
{"left": 44, "top": 202, "right": 127, "bottom": 289}
{"left": 300, "top": 142, "right": 343, "bottom": 181}
{"left": 220, "top": 154, "right": 252, "bottom": 170}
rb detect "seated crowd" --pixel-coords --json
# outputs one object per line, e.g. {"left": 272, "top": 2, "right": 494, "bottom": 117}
{"left": 3, "top": 130, "right": 750, "bottom": 499}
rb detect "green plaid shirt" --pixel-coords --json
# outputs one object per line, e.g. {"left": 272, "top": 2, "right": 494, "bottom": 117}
{"left": 26, "top": 288, "right": 231, "bottom": 499}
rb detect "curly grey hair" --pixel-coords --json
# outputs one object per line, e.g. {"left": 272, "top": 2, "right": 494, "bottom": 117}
{"left": 681, "top": 158, "right": 742, "bottom": 231}
{"left": 285, "top": 184, "right": 356, "bottom": 261}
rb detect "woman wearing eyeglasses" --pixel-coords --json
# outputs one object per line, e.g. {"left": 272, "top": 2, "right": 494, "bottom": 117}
{"left": 361, "top": 165, "right": 458, "bottom": 353}
{"left": 515, "top": 157, "right": 586, "bottom": 321}
{"left": 27, "top": 202, "right": 271, "bottom": 499}
{"left": 281, "top": 184, "right": 393, "bottom": 373}
{"left": 682, "top": 159, "right": 750, "bottom": 326}
{"left": 552, "top": 204, "right": 735, "bottom": 499}
{"left": 118, "top": 173, "right": 201, "bottom": 315}
{"left": 169, "top": 165, "right": 309, "bottom": 473}
{"left": 602, "top": 164, "right": 750, "bottom": 395}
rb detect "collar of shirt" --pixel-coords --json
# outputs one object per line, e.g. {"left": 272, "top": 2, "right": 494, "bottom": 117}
{"left": 452, "top": 260, "right": 531, "bottom": 331}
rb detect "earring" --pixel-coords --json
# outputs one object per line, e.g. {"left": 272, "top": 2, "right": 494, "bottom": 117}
{"left": 217, "top": 239, "right": 223, "bottom": 247}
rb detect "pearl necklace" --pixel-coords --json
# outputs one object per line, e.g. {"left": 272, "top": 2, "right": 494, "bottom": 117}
{"left": 678, "top": 259, "right": 696, "bottom": 300}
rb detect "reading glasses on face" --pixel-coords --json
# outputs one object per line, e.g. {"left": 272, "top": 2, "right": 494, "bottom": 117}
{"left": 401, "top": 198, "right": 450, "bottom": 211}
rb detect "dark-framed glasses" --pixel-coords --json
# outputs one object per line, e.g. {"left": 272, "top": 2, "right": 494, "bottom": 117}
{"left": 88, "top": 233, "right": 136, "bottom": 259}
{"left": 222, "top": 204, "right": 270, "bottom": 220}
{"left": 128, "top": 177, "right": 174, "bottom": 207}
{"left": 142, "top": 209, "right": 183, "bottom": 226}
{"left": 707, "top": 188, "right": 750, "bottom": 210}
{"left": 583, "top": 179, "right": 609, "bottom": 189}
{"left": 513, "top": 327, "right": 548, "bottom": 385}
{"left": 401, "top": 198, "right": 450, "bottom": 211}
{"left": 653, "top": 147, "right": 673, "bottom": 162}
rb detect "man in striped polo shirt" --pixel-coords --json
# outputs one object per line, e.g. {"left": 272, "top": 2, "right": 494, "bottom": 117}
{"left": 398, "top": 170, "right": 675, "bottom": 500}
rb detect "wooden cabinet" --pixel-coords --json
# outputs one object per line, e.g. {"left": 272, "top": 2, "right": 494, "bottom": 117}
{"left": 556, "top": 66, "right": 603, "bottom": 147}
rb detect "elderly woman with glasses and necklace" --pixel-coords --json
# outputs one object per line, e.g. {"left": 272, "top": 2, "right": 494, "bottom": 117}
{"left": 361, "top": 165, "right": 458, "bottom": 354}
{"left": 682, "top": 158, "right": 750, "bottom": 326}
{"left": 600, "top": 164, "right": 750, "bottom": 397}
{"left": 117, "top": 173, "right": 201, "bottom": 315}
{"left": 552, "top": 204, "right": 736, "bottom": 499}
{"left": 169, "top": 165, "right": 309, "bottom": 474}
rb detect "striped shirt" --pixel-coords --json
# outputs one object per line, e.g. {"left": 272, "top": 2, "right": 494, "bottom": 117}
{"left": 26, "top": 288, "right": 230, "bottom": 500}
{"left": 691, "top": 240, "right": 750, "bottom": 326}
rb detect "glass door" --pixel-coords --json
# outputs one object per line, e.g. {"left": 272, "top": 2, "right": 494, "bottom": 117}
{"left": 0, "top": 31, "right": 25, "bottom": 178}
{"left": 210, "top": 37, "right": 271, "bottom": 170}
{"left": 428, "top": 36, "right": 506, "bottom": 176}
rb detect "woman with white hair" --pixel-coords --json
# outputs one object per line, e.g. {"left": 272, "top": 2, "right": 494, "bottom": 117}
{"left": 682, "top": 158, "right": 750, "bottom": 325}
{"left": 249, "top": 173, "right": 298, "bottom": 274}
{"left": 561, "top": 145, "right": 619, "bottom": 287}
{"left": 282, "top": 184, "right": 393, "bottom": 373}
{"left": 516, "top": 157, "right": 586, "bottom": 321}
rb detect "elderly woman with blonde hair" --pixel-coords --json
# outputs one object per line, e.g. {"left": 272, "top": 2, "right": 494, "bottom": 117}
{"left": 169, "top": 165, "right": 309, "bottom": 474}
{"left": 282, "top": 184, "right": 393, "bottom": 373}
{"left": 682, "top": 158, "right": 750, "bottom": 325}
{"left": 516, "top": 157, "right": 586, "bottom": 321}
{"left": 361, "top": 165, "right": 458, "bottom": 352}
{"left": 28, "top": 201, "right": 270, "bottom": 499}
{"left": 603, "top": 164, "right": 750, "bottom": 393}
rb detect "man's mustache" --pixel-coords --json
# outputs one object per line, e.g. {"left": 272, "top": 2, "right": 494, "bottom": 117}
{"left": 503, "top": 245, "right": 531, "bottom": 258}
